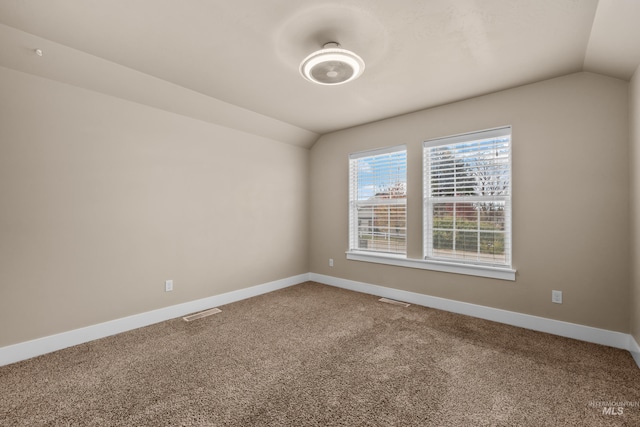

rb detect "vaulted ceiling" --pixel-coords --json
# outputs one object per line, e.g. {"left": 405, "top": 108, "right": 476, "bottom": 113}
{"left": 1, "top": 0, "right": 639, "bottom": 147}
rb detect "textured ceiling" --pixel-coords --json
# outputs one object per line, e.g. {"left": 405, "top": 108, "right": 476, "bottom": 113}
{"left": 0, "top": 0, "right": 638, "bottom": 140}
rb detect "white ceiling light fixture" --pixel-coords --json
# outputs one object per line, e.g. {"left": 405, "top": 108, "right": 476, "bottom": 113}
{"left": 299, "top": 42, "right": 365, "bottom": 85}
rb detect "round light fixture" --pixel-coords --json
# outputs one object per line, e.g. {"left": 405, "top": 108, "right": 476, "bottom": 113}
{"left": 299, "top": 42, "right": 365, "bottom": 85}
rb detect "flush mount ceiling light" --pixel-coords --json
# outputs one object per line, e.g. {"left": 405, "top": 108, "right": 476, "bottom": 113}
{"left": 299, "top": 42, "right": 365, "bottom": 85}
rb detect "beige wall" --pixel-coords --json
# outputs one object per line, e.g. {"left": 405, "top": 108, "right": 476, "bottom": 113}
{"left": 1, "top": 65, "right": 633, "bottom": 348}
{"left": 0, "top": 66, "right": 309, "bottom": 347}
{"left": 310, "top": 72, "right": 630, "bottom": 332}
{"left": 631, "top": 65, "right": 640, "bottom": 343}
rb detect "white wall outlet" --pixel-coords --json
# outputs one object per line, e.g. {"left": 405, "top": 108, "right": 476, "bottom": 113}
{"left": 165, "top": 280, "right": 173, "bottom": 292}
{"left": 552, "top": 290, "right": 562, "bottom": 304}
{"left": 329, "top": 258, "right": 334, "bottom": 267}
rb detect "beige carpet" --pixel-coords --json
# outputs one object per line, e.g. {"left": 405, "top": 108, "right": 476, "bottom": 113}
{"left": 1, "top": 282, "right": 639, "bottom": 426}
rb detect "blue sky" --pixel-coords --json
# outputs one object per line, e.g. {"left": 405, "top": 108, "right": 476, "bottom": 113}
{"left": 355, "top": 151, "right": 407, "bottom": 200}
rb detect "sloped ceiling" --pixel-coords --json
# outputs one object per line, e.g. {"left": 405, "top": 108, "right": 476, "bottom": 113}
{"left": 0, "top": 0, "right": 639, "bottom": 147}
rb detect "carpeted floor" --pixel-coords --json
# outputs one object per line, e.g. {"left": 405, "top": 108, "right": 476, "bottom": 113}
{"left": 1, "top": 281, "right": 639, "bottom": 426}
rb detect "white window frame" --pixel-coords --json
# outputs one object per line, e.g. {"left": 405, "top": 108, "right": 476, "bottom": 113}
{"left": 345, "top": 130, "right": 515, "bottom": 282}
{"left": 348, "top": 145, "right": 407, "bottom": 256}
{"left": 423, "top": 126, "right": 513, "bottom": 269}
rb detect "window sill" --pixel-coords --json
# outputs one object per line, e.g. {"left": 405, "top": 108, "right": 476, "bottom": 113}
{"left": 345, "top": 251, "right": 516, "bottom": 281}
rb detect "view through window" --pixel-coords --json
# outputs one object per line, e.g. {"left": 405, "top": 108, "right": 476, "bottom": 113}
{"left": 423, "top": 127, "right": 512, "bottom": 267}
{"left": 349, "top": 146, "right": 407, "bottom": 255}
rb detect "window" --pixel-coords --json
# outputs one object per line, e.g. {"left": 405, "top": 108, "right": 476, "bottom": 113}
{"left": 349, "top": 146, "right": 407, "bottom": 255}
{"left": 423, "top": 127, "right": 511, "bottom": 267}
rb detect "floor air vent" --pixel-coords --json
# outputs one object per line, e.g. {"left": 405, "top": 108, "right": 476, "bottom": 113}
{"left": 183, "top": 308, "right": 222, "bottom": 322}
{"left": 378, "top": 297, "right": 410, "bottom": 307}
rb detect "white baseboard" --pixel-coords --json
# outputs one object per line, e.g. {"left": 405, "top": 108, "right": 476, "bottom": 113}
{"left": 630, "top": 335, "right": 640, "bottom": 369}
{"left": 310, "top": 273, "right": 638, "bottom": 365}
{"left": 0, "top": 273, "right": 309, "bottom": 367}
{"left": 4, "top": 272, "right": 639, "bottom": 370}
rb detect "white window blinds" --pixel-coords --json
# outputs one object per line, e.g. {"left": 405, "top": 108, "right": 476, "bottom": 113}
{"left": 423, "top": 127, "right": 512, "bottom": 267}
{"left": 349, "top": 146, "right": 407, "bottom": 255}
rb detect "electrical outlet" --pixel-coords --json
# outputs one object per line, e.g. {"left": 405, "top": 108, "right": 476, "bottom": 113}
{"left": 165, "top": 280, "right": 173, "bottom": 292}
{"left": 552, "top": 290, "right": 562, "bottom": 304}
{"left": 329, "top": 258, "right": 334, "bottom": 267}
